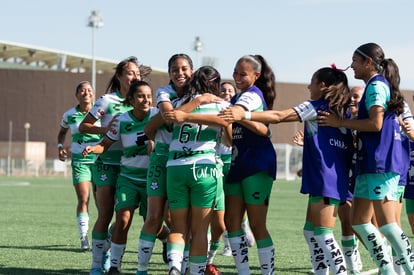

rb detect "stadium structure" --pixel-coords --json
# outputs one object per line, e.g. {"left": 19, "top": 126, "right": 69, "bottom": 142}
{"left": 1, "top": 40, "right": 412, "bottom": 178}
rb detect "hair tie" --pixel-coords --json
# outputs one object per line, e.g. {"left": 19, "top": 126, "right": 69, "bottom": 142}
{"left": 331, "top": 63, "right": 350, "bottom": 72}
{"left": 208, "top": 75, "right": 219, "bottom": 82}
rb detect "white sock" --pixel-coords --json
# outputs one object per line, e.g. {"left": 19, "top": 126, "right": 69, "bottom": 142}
{"left": 137, "top": 236, "right": 155, "bottom": 271}
{"left": 229, "top": 233, "right": 250, "bottom": 274}
{"left": 189, "top": 260, "right": 206, "bottom": 275}
{"left": 110, "top": 242, "right": 126, "bottom": 271}
{"left": 181, "top": 247, "right": 189, "bottom": 274}
{"left": 91, "top": 239, "right": 106, "bottom": 269}
{"left": 168, "top": 246, "right": 183, "bottom": 272}
{"left": 222, "top": 230, "right": 231, "bottom": 248}
{"left": 303, "top": 229, "right": 328, "bottom": 275}
{"left": 77, "top": 213, "right": 89, "bottom": 238}
{"left": 314, "top": 232, "right": 346, "bottom": 275}
{"left": 341, "top": 235, "right": 360, "bottom": 272}
{"left": 257, "top": 245, "right": 275, "bottom": 275}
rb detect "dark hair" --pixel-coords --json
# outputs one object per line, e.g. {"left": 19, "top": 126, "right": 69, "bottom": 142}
{"left": 182, "top": 66, "right": 221, "bottom": 103}
{"left": 123, "top": 80, "right": 152, "bottom": 106}
{"left": 167, "top": 54, "right": 194, "bottom": 88}
{"left": 236, "top": 55, "right": 276, "bottom": 109}
{"left": 105, "top": 56, "right": 152, "bottom": 94}
{"left": 220, "top": 81, "right": 236, "bottom": 91}
{"left": 75, "top": 81, "right": 91, "bottom": 94}
{"left": 168, "top": 53, "right": 193, "bottom": 73}
{"left": 314, "top": 67, "right": 350, "bottom": 118}
{"left": 355, "top": 43, "right": 404, "bottom": 114}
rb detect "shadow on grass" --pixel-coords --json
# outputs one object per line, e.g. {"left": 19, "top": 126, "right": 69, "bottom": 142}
{"left": 0, "top": 267, "right": 85, "bottom": 275}
{"left": 0, "top": 244, "right": 83, "bottom": 253}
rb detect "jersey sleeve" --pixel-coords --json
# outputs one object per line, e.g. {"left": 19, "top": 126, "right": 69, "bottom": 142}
{"left": 60, "top": 109, "right": 70, "bottom": 129}
{"left": 293, "top": 101, "right": 317, "bottom": 122}
{"left": 235, "top": 91, "right": 262, "bottom": 111}
{"left": 106, "top": 116, "right": 121, "bottom": 141}
{"left": 365, "top": 80, "right": 389, "bottom": 111}
{"left": 89, "top": 95, "right": 109, "bottom": 120}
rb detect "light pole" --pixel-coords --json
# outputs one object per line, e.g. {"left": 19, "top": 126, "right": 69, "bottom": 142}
{"left": 193, "top": 36, "right": 203, "bottom": 69}
{"left": 24, "top": 122, "right": 30, "bottom": 143}
{"left": 87, "top": 10, "right": 104, "bottom": 92}
{"left": 7, "top": 121, "right": 12, "bottom": 176}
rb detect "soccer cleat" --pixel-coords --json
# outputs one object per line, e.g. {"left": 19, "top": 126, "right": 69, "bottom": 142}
{"left": 205, "top": 264, "right": 222, "bottom": 275}
{"left": 102, "top": 250, "right": 111, "bottom": 272}
{"left": 107, "top": 267, "right": 120, "bottom": 275}
{"left": 168, "top": 266, "right": 181, "bottom": 275}
{"left": 162, "top": 241, "right": 168, "bottom": 264}
{"left": 89, "top": 267, "right": 103, "bottom": 275}
{"left": 80, "top": 235, "right": 90, "bottom": 251}
{"left": 222, "top": 246, "right": 232, "bottom": 256}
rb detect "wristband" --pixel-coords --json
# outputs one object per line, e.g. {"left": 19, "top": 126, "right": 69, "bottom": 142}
{"left": 57, "top": 143, "right": 63, "bottom": 149}
{"left": 244, "top": 111, "right": 251, "bottom": 120}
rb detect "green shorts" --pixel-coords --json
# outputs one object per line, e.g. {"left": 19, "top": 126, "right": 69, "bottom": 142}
{"left": 71, "top": 162, "right": 95, "bottom": 185}
{"left": 146, "top": 153, "right": 167, "bottom": 197}
{"left": 115, "top": 174, "right": 147, "bottom": 216}
{"left": 224, "top": 171, "right": 274, "bottom": 205}
{"left": 397, "top": 185, "right": 405, "bottom": 203}
{"left": 92, "top": 158, "right": 120, "bottom": 188}
{"left": 167, "top": 164, "right": 218, "bottom": 210}
{"left": 354, "top": 172, "right": 399, "bottom": 201}
{"left": 308, "top": 196, "right": 340, "bottom": 206}
{"left": 405, "top": 198, "right": 414, "bottom": 214}
{"left": 214, "top": 163, "right": 225, "bottom": 211}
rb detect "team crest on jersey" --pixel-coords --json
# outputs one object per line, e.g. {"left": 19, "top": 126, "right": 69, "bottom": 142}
{"left": 150, "top": 179, "right": 159, "bottom": 190}
{"left": 100, "top": 173, "right": 108, "bottom": 182}
{"left": 98, "top": 108, "right": 105, "bottom": 116}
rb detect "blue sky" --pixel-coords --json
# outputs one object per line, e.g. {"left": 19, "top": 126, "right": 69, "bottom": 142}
{"left": 2, "top": 0, "right": 414, "bottom": 90}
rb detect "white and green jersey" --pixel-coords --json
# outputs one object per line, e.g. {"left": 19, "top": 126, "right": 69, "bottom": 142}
{"left": 167, "top": 95, "right": 230, "bottom": 167}
{"left": 88, "top": 91, "right": 132, "bottom": 165}
{"left": 106, "top": 107, "right": 158, "bottom": 181}
{"left": 154, "top": 85, "right": 178, "bottom": 155}
{"left": 60, "top": 106, "right": 101, "bottom": 164}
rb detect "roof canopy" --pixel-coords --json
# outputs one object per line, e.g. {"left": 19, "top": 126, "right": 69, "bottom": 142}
{"left": 0, "top": 40, "right": 119, "bottom": 73}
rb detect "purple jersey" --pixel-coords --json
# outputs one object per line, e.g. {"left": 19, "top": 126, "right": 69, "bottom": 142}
{"left": 357, "top": 75, "right": 403, "bottom": 175}
{"left": 404, "top": 140, "right": 414, "bottom": 199}
{"left": 294, "top": 100, "right": 354, "bottom": 201}
{"left": 227, "top": 85, "right": 276, "bottom": 182}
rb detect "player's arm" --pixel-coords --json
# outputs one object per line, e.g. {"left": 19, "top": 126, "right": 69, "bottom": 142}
{"left": 57, "top": 126, "right": 68, "bottom": 161}
{"left": 82, "top": 137, "right": 114, "bottom": 157}
{"left": 163, "top": 110, "right": 230, "bottom": 127}
{"left": 144, "top": 113, "right": 166, "bottom": 140}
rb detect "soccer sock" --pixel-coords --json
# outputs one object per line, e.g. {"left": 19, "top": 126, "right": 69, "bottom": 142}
{"left": 90, "top": 231, "right": 108, "bottom": 269}
{"left": 222, "top": 230, "right": 231, "bottom": 249}
{"left": 207, "top": 240, "right": 220, "bottom": 264}
{"left": 341, "top": 235, "right": 360, "bottom": 272}
{"left": 137, "top": 231, "right": 156, "bottom": 272}
{"left": 353, "top": 223, "right": 395, "bottom": 273}
{"left": 314, "top": 227, "right": 346, "bottom": 275}
{"left": 189, "top": 255, "right": 207, "bottom": 275}
{"left": 303, "top": 222, "right": 317, "bottom": 270}
{"left": 77, "top": 212, "right": 89, "bottom": 238}
{"left": 167, "top": 242, "right": 184, "bottom": 273}
{"left": 228, "top": 230, "right": 250, "bottom": 274}
{"left": 303, "top": 222, "right": 328, "bottom": 274}
{"left": 380, "top": 222, "right": 414, "bottom": 273}
{"left": 256, "top": 237, "right": 275, "bottom": 275}
{"left": 182, "top": 243, "right": 190, "bottom": 274}
{"left": 110, "top": 242, "right": 126, "bottom": 271}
